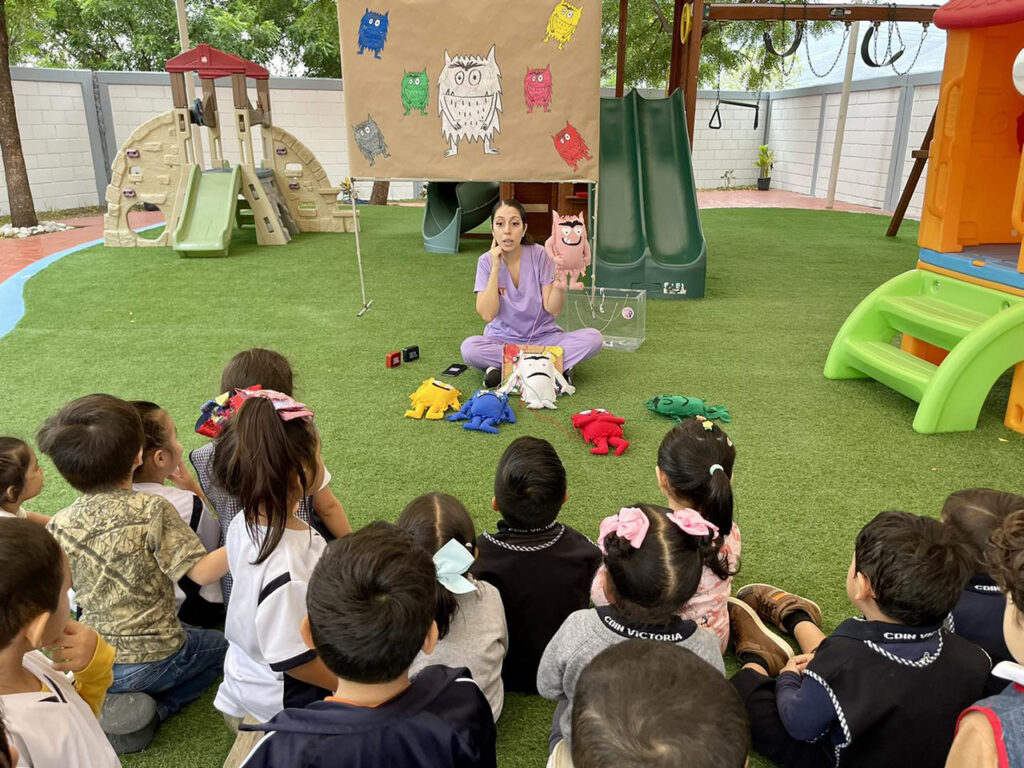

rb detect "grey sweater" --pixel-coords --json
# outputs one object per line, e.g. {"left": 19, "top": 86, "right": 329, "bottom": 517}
{"left": 537, "top": 606, "right": 725, "bottom": 747}
{"left": 409, "top": 577, "right": 508, "bottom": 721}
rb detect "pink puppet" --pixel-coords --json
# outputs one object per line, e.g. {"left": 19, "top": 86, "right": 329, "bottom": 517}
{"left": 544, "top": 210, "right": 591, "bottom": 290}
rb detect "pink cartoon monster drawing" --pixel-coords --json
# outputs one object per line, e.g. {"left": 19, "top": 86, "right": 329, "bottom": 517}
{"left": 553, "top": 122, "right": 592, "bottom": 171}
{"left": 524, "top": 65, "right": 553, "bottom": 113}
{"left": 544, "top": 210, "right": 591, "bottom": 290}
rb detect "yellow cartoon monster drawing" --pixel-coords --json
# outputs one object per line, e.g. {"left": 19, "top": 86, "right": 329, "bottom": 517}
{"left": 543, "top": 1, "right": 583, "bottom": 51}
{"left": 405, "top": 378, "right": 462, "bottom": 419}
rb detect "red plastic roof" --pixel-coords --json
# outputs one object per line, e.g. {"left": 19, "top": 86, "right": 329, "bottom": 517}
{"left": 934, "top": 0, "right": 1024, "bottom": 30}
{"left": 165, "top": 44, "right": 269, "bottom": 80}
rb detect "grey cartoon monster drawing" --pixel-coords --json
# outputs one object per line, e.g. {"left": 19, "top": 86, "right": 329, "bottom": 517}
{"left": 437, "top": 45, "right": 502, "bottom": 157}
{"left": 353, "top": 114, "right": 389, "bottom": 166}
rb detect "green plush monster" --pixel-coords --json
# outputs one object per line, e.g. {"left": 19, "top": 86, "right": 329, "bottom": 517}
{"left": 401, "top": 68, "right": 429, "bottom": 116}
{"left": 645, "top": 395, "right": 731, "bottom": 424}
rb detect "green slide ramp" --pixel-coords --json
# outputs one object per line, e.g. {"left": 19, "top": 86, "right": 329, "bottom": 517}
{"left": 172, "top": 165, "right": 242, "bottom": 258}
{"left": 824, "top": 269, "right": 1024, "bottom": 433}
{"left": 422, "top": 182, "right": 500, "bottom": 254}
{"left": 595, "top": 89, "right": 706, "bottom": 299}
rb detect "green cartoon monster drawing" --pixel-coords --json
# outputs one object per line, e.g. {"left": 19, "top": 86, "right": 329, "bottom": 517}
{"left": 401, "top": 68, "right": 429, "bottom": 116}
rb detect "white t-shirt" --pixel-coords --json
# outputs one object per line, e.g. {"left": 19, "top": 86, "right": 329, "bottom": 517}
{"left": 214, "top": 514, "right": 328, "bottom": 722}
{"left": 133, "top": 482, "right": 223, "bottom": 606}
{"left": 4, "top": 651, "right": 120, "bottom": 768}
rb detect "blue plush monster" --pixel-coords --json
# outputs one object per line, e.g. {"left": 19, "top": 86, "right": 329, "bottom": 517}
{"left": 447, "top": 390, "right": 516, "bottom": 434}
{"left": 358, "top": 9, "right": 389, "bottom": 59}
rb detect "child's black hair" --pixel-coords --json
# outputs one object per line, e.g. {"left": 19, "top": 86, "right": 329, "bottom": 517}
{"left": 494, "top": 436, "right": 566, "bottom": 528}
{"left": 490, "top": 198, "right": 535, "bottom": 245}
{"left": 0, "top": 519, "right": 64, "bottom": 649}
{"left": 571, "top": 640, "right": 750, "bottom": 768}
{"left": 220, "top": 348, "right": 294, "bottom": 396}
{"left": 0, "top": 437, "right": 31, "bottom": 505}
{"left": 307, "top": 522, "right": 436, "bottom": 684}
{"left": 602, "top": 504, "right": 709, "bottom": 625}
{"left": 396, "top": 492, "right": 476, "bottom": 641}
{"left": 129, "top": 401, "right": 172, "bottom": 477}
{"left": 855, "top": 510, "right": 973, "bottom": 627}
{"left": 989, "top": 510, "right": 1024, "bottom": 617}
{"left": 942, "top": 488, "right": 1024, "bottom": 572}
{"left": 0, "top": 710, "right": 12, "bottom": 768}
{"left": 211, "top": 396, "right": 318, "bottom": 564}
{"left": 657, "top": 418, "right": 736, "bottom": 535}
{"left": 36, "top": 394, "right": 144, "bottom": 493}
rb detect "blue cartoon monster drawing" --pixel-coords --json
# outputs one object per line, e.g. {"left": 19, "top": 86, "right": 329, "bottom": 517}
{"left": 357, "top": 9, "right": 389, "bottom": 59}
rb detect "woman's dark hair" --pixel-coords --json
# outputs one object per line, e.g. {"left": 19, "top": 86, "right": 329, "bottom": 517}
{"left": 396, "top": 493, "right": 476, "bottom": 641}
{"left": 490, "top": 198, "right": 535, "bottom": 245}
{"left": 0, "top": 438, "right": 31, "bottom": 504}
{"left": 211, "top": 397, "right": 318, "bottom": 564}
{"left": 942, "top": 488, "right": 1024, "bottom": 572}
{"left": 129, "top": 402, "right": 172, "bottom": 476}
{"left": 0, "top": 519, "right": 64, "bottom": 649}
{"left": 602, "top": 504, "right": 708, "bottom": 625}
{"left": 220, "top": 348, "right": 294, "bottom": 396}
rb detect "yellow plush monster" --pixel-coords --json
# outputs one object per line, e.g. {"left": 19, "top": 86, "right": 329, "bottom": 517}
{"left": 543, "top": 1, "right": 583, "bottom": 50}
{"left": 405, "top": 378, "right": 463, "bottom": 419}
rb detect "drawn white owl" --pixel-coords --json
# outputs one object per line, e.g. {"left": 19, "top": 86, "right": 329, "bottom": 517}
{"left": 437, "top": 45, "right": 503, "bottom": 157}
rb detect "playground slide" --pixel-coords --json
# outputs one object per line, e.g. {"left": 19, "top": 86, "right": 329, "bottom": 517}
{"left": 172, "top": 165, "right": 242, "bottom": 257}
{"left": 596, "top": 89, "right": 706, "bottom": 299}
{"left": 422, "top": 181, "right": 501, "bottom": 254}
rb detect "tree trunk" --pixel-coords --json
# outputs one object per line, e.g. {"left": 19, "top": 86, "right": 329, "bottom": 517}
{"left": 0, "top": 1, "right": 37, "bottom": 228}
{"left": 369, "top": 180, "right": 390, "bottom": 206}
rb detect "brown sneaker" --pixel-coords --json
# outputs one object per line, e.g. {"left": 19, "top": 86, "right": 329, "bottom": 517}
{"left": 736, "top": 583, "right": 823, "bottom": 633}
{"left": 728, "top": 597, "right": 793, "bottom": 677}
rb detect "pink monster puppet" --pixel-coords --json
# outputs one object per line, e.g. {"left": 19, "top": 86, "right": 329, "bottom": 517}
{"left": 524, "top": 65, "right": 553, "bottom": 113}
{"left": 544, "top": 210, "right": 591, "bottom": 289}
{"left": 552, "top": 122, "right": 592, "bottom": 171}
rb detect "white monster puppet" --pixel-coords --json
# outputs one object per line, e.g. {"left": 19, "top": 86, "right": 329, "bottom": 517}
{"left": 438, "top": 45, "right": 503, "bottom": 157}
{"left": 499, "top": 350, "right": 575, "bottom": 410}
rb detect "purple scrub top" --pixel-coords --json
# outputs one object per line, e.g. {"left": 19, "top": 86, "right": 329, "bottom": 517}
{"left": 474, "top": 243, "right": 561, "bottom": 342}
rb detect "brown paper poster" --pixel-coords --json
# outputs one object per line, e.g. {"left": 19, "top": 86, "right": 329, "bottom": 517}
{"left": 338, "top": 0, "right": 601, "bottom": 182}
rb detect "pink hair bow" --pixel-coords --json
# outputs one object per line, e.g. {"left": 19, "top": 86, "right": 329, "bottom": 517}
{"left": 666, "top": 508, "right": 719, "bottom": 539}
{"left": 242, "top": 388, "right": 315, "bottom": 422}
{"left": 598, "top": 507, "right": 650, "bottom": 553}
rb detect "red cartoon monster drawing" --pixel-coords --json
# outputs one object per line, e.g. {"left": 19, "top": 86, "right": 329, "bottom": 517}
{"left": 524, "top": 65, "right": 553, "bottom": 113}
{"left": 553, "top": 122, "right": 592, "bottom": 171}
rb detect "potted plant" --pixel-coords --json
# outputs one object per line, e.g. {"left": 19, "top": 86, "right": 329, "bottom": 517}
{"left": 755, "top": 145, "right": 775, "bottom": 191}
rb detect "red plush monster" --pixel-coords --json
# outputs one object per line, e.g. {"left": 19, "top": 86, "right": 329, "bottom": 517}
{"left": 572, "top": 409, "right": 629, "bottom": 456}
{"left": 553, "top": 122, "right": 592, "bottom": 171}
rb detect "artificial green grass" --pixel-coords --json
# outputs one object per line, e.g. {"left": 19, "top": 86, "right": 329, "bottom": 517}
{"left": 1, "top": 205, "right": 1021, "bottom": 767}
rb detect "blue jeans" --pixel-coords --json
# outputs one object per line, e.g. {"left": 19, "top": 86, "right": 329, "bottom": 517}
{"left": 110, "top": 628, "right": 227, "bottom": 721}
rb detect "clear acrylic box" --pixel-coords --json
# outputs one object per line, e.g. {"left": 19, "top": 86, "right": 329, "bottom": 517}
{"left": 561, "top": 287, "right": 646, "bottom": 351}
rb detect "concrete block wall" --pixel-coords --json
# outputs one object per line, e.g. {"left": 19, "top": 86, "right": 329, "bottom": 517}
{"left": 1, "top": 78, "right": 99, "bottom": 215}
{"left": 691, "top": 96, "right": 765, "bottom": 188}
{"left": 899, "top": 84, "right": 939, "bottom": 220}
{"left": 764, "top": 94, "right": 821, "bottom": 195}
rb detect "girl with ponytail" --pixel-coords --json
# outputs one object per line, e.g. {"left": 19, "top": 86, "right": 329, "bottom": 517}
{"left": 590, "top": 416, "right": 740, "bottom": 651}
{"left": 210, "top": 391, "right": 338, "bottom": 754}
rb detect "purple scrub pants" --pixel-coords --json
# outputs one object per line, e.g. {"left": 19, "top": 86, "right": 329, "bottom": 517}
{"left": 460, "top": 328, "right": 604, "bottom": 371}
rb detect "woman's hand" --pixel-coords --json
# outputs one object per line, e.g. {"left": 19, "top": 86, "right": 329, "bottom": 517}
{"left": 489, "top": 238, "right": 503, "bottom": 269}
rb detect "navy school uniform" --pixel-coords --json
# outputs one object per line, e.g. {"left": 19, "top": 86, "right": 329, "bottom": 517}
{"left": 950, "top": 573, "right": 1012, "bottom": 696}
{"left": 238, "top": 665, "right": 496, "bottom": 768}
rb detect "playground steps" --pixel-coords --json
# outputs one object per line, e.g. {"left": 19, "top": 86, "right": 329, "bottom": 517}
{"left": 824, "top": 269, "right": 1024, "bottom": 433}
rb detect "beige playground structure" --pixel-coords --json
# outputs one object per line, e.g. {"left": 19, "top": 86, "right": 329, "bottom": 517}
{"left": 104, "top": 44, "right": 357, "bottom": 255}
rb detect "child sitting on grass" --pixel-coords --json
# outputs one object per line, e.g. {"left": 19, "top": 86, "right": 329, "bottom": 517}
{"left": 38, "top": 394, "right": 229, "bottom": 732}
{"left": 942, "top": 487, "right": 1024, "bottom": 688}
{"left": 947, "top": 508, "right": 1024, "bottom": 767}
{"left": 399, "top": 492, "right": 508, "bottom": 721}
{"left": 0, "top": 518, "right": 119, "bottom": 767}
{"left": 471, "top": 436, "right": 602, "bottom": 694}
{"left": 539, "top": 504, "right": 725, "bottom": 754}
{"left": 729, "top": 510, "right": 990, "bottom": 768}
{"left": 0, "top": 437, "right": 49, "bottom": 524}
{"left": 558, "top": 640, "right": 749, "bottom": 768}
{"left": 131, "top": 401, "right": 224, "bottom": 628}
{"left": 591, "top": 417, "right": 740, "bottom": 651}
{"left": 189, "top": 348, "right": 351, "bottom": 603}
{"left": 239, "top": 522, "right": 497, "bottom": 767}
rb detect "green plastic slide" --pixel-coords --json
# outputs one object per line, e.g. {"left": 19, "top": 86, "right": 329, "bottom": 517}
{"left": 422, "top": 182, "right": 500, "bottom": 254}
{"left": 595, "top": 89, "right": 706, "bottom": 299}
{"left": 824, "top": 269, "right": 1024, "bottom": 433}
{"left": 172, "top": 165, "right": 242, "bottom": 258}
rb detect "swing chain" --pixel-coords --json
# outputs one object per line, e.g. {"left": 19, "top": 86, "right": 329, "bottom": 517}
{"left": 890, "top": 22, "right": 929, "bottom": 76}
{"left": 805, "top": 20, "right": 851, "bottom": 79}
